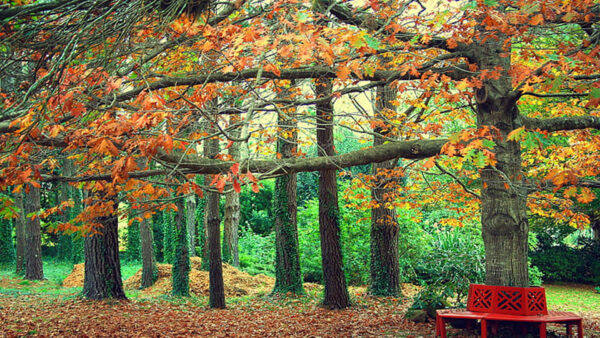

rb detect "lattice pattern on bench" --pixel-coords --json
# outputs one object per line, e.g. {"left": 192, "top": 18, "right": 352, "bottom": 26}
{"left": 466, "top": 284, "right": 548, "bottom": 316}
{"left": 467, "top": 284, "right": 495, "bottom": 312}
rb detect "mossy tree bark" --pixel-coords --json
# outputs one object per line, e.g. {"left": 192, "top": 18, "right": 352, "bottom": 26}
{"left": 83, "top": 195, "right": 126, "bottom": 299}
{"left": 315, "top": 77, "right": 350, "bottom": 309}
{"left": 163, "top": 212, "right": 175, "bottom": 264}
{"left": 57, "top": 160, "right": 74, "bottom": 262}
{"left": 272, "top": 103, "right": 304, "bottom": 295}
{"left": 369, "top": 84, "right": 401, "bottom": 297}
{"left": 0, "top": 218, "right": 15, "bottom": 264}
{"left": 14, "top": 191, "right": 25, "bottom": 274}
{"left": 172, "top": 198, "right": 190, "bottom": 296}
{"left": 186, "top": 195, "right": 197, "bottom": 257}
{"left": 24, "top": 185, "right": 43, "bottom": 280}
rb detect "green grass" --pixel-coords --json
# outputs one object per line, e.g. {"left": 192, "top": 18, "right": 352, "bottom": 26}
{"left": 0, "top": 258, "right": 142, "bottom": 297}
{"left": 545, "top": 283, "right": 600, "bottom": 312}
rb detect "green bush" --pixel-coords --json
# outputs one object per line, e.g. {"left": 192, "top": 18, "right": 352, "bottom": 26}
{"left": 238, "top": 227, "right": 275, "bottom": 276}
{"left": 412, "top": 225, "right": 486, "bottom": 305}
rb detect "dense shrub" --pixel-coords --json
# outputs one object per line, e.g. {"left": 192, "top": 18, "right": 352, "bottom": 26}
{"left": 238, "top": 227, "right": 275, "bottom": 276}
{"left": 0, "top": 219, "right": 15, "bottom": 264}
{"left": 531, "top": 240, "right": 600, "bottom": 284}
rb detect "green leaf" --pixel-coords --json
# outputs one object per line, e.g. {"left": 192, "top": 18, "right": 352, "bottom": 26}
{"left": 591, "top": 87, "right": 600, "bottom": 99}
{"left": 482, "top": 139, "right": 496, "bottom": 148}
{"left": 364, "top": 35, "right": 380, "bottom": 49}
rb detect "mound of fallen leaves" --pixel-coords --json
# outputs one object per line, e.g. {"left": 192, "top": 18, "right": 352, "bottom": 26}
{"left": 124, "top": 260, "right": 275, "bottom": 297}
{"left": 63, "top": 257, "right": 278, "bottom": 297}
{"left": 62, "top": 263, "right": 85, "bottom": 288}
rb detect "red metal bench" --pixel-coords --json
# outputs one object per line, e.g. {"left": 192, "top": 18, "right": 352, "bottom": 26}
{"left": 436, "top": 284, "right": 583, "bottom": 338}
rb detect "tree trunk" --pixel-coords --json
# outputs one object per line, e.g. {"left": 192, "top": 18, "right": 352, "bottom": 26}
{"left": 204, "top": 123, "right": 225, "bottom": 308}
{"left": 315, "top": 77, "right": 350, "bottom": 309}
{"left": 24, "top": 185, "right": 43, "bottom": 280}
{"left": 272, "top": 103, "right": 304, "bottom": 295}
{"left": 172, "top": 198, "right": 190, "bottom": 296}
{"left": 473, "top": 32, "right": 529, "bottom": 287}
{"left": 592, "top": 217, "right": 600, "bottom": 241}
{"left": 186, "top": 195, "right": 197, "bottom": 257}
{"left": 369, "top": 84, "right": 401, "bottom": 296}
{"left": 223, "top": 115, "right": 241, "bottom": 267}
{"left": 83, "top": 196, "right": 126, "bottom": 299}
{"left": 140, "top": 216, "right": 157, "bottom": 288}
{"left": 58, "top": 161, "right": 73, "bottom": 261}
{"left": 14, "top": 191, "right": 25, "bottom": 274}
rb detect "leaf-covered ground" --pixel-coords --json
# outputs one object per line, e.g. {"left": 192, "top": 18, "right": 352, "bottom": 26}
{"left": 1, "top": 270, "right": 599, "bottom": 337}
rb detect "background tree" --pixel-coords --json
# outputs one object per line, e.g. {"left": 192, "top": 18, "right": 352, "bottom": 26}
{"left": 0, "top": 218, "right": 15, "bottom": 264}
{"left": 272, "top": 88, "right": 303, "bottom": 295}
{"left": 172, "top": 198, "right": 190, "bottom": 297}
{"left": 24, "top": 185, "right": 43, "bottom": 280}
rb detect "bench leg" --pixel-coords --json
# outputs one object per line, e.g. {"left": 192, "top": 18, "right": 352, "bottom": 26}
{"left": 437, "top": 316, "right": 447, "bottom": 338}
{"left": 539, "top": 322, "right": 546, "bottom": 338}
{"left": 481, "top": 319, "right": 487, "bottom": 338}
{"left": 578, "top": 319, "right": 583, "bottom": 338}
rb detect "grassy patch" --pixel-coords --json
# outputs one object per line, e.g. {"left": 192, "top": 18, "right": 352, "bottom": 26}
{"left": 545, "top": 283, "right": 600, "bottom": 312}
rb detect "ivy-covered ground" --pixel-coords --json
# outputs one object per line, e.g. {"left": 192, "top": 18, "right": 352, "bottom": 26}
{"left": 1, "top": 263, "right": 599, "bottom": 337}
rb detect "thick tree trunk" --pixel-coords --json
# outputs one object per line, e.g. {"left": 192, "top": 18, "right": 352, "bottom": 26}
{"left": 14, "top": 191, "right": 25, "bottom": 274}
{"left": 473, "top": 33, "right": 529, "bottom": 287}
{"left": 24, "top": 186, "right": 43, "bottom": 280}
{"left": 172, "top": 198, "right": 190, "bottom": 296}
{"left": 272, "top": 107, "right": 304, "bottom": 295}
{"left": 592, "top": 217, "right": 600, "bottom": 241}
{"left": 369, "top": 85, "right": 401, "bottom": 297}
{"left": 140, "top": 216, "right": 157, "bottom": 288}
{"left": 315, "top": 78, "right": 350, "bottom": 309}
{"left": 83, "top": 197, "right": 126, "bottom": 299}
{"left": 186, "top": 195, "right": 197, "bottom": 257}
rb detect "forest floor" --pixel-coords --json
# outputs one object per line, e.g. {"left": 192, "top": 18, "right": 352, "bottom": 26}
{"left": 1, "top": 263, "right": 599, "bottom": 337}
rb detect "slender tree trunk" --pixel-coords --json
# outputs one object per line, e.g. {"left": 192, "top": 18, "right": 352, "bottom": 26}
{"left": 223, "top": 116, "right": 241, "bottom": 267}
{"left": 272, "top": 100, "right": 304, "bottom": 295}
{"left": 592, "top": 217, "right": 600, "bottom": 241}
{"left": 186, "top": 195, "right": 197, "bottom": 257}
{"left": 223, "top": 189, "right": 240, "bottom": 266}
{"left": 58, "top": 160, "right": 73, "bottom": 261}
{"left": 369, "top": 85, "right": 401, "bottom": 297}
{"left": 315, "top": 77, "right": 350, "bottom": 309}
{"left": 473, "top": 29, "right": 529, "bottom": 287}
{"left": 83, "top": 195, "right": 126, "bottom": 299}
{"left": 201, "top": 205, "right": 210, "bottom": 270}
{"left": 140, "top": 216, "right": 157, "bottom": 288}
{"left": 14, "top": 191, "right": 25, "bottom": 274}
{"left": 205, "top": 123, "right": 225, "bottom": 308}
{"left": 172, "top": 198, "right": 190, "bottom": 296}
{"left": 24, "top": 185, "right": 43, "bottom": 280}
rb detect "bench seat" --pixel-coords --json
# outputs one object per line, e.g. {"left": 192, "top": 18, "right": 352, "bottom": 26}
{"left": 436, "top": 309, "right": 583, "bottom": 338}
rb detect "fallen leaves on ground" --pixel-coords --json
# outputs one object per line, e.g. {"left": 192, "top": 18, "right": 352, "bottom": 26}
{"left": 0, "top": 291, "right": 434, "bottom": 337}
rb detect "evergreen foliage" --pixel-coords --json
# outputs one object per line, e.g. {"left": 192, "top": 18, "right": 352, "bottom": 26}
{"left": 0, "top": 219, "right": 15, "bottom": 264}
{"left": 152, "top": 212, "right": 164, "bottom": 262}
{"left": 125, "top": 220, "right": 141, "bottom": 261}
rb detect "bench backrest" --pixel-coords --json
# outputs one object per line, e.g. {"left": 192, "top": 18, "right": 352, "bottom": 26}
{"left": 467, "top": 284, "right": 548, "bottom": 316}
